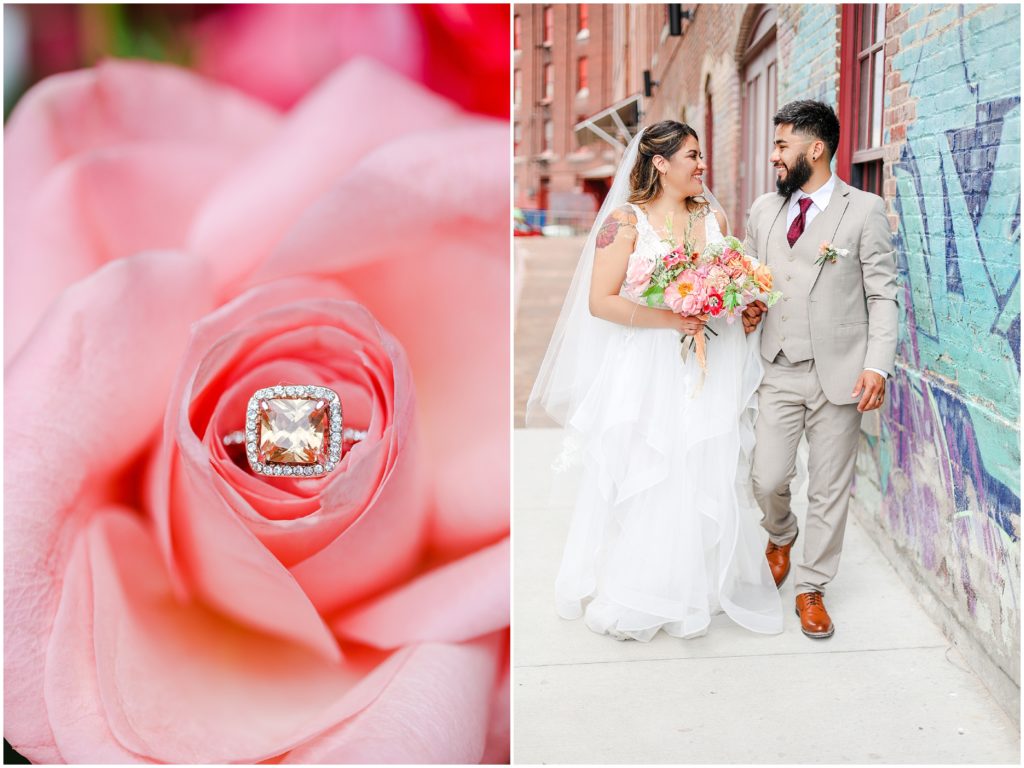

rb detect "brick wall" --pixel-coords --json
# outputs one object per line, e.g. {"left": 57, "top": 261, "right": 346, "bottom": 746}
{"left": 777, "top": 3, "right": 840, "bottom": 107}
{"left": 513, "top": 4, "right": 620, "bottom": 215}
{"left": 644, "top": 3, "right": 749, "bottom": 233}
{"left": 769, "top": 3, "right": 1020, "bottom": 718}
{"left": 854, "top": 2, "right": 1021, "bottom": 718}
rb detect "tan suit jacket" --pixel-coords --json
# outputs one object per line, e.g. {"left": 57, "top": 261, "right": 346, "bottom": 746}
{"left": 743, "top": 178, "right": 898, "bottom": 404}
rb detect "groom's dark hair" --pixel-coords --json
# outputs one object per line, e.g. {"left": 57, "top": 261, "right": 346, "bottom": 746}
{"left": 773, "top": 100, "right": 840, "bottom": 161}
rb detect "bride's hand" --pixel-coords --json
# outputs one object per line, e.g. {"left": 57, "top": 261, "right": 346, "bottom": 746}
{"left": 674, "top": 315, "right": 706, "bottom": 336}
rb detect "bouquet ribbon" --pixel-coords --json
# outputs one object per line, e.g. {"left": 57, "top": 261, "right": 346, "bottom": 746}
{"left": 695, "top": 323, "right": 708, "bottom": 374}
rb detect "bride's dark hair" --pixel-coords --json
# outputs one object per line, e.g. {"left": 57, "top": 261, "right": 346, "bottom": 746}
{"left": 628, "top": 120, "right": 705, "bottom": 208}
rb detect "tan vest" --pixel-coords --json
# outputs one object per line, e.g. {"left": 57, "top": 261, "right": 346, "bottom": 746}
{"left": 762, "top": 212, "right": 815, "bottom": 362}
{"left": 758, "top": 192, "right": 852, "bottom": 364}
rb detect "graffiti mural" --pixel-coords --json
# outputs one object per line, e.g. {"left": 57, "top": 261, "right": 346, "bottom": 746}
{"left": 858, "top": 4, "right": 1020, "bottom": 667}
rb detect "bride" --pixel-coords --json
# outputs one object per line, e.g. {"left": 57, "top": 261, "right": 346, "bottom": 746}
{"left": 527, "top": 121, "right": 784, "bottom": 641}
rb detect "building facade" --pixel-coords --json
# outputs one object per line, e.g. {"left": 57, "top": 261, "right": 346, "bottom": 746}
{"left": 514, "top": 2, "right": 1021, "bottom": 719}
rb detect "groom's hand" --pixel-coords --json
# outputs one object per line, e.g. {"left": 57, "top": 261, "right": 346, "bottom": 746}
{"left": 742, "top": 300, "right": 767, "bottom": 334}
{"left": 852, "top": 370, "right": 886, "bottom": 412}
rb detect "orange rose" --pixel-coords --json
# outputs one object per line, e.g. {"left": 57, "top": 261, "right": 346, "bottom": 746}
{"left": 753, "top": 264, "right": 774, "bottom": 292}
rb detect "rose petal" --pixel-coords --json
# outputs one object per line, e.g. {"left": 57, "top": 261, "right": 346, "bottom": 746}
{"left": 4, "top": 59, "right": 278, "bottom": 363}
{"left": 282, "top": 636, "right": 503, "bottom": 764}
{"left": 188, "top": 57, "right": 462, "bottom": 295}
{"left": 481, "top": 641, "right": 511, "bottom": 764}
{"left": 66, "top": 511, "right": 421, "bottom": 763}
{"left": 4, "top": 58, "right": 279, "bottom": 209}
{"left": 253, "top": 120, "right": 509, "bottom": 282}
{"left": 44, "top": 507, "right": 151, "bottom": 764}
{"left": 333, "top": 538, "right": 509, "bottom": 648}
{"left": 193, "top": 4, "right": 426, "bottom": 110}
{"left": 6, "top": 144, "right": 246, "bottom": 363}
{"left": 3, "top": 250, "right": 214, "bottom": 763}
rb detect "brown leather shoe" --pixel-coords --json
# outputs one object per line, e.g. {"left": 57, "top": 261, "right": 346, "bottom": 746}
{"left": 795, "top": 591, "right": 835, "bottom": 639}
{"left": 765, "top": 531, "right": 798, "bottom": 587}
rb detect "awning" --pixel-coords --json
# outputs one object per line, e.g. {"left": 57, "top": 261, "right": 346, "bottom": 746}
{"left": 574, "top": 95, "right": 641, "bottom": 151}
{"left": 579, "top": 164, "right": 617, "bottom": 179}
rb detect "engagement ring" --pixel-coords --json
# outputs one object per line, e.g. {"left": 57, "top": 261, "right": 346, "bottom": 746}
{"left": 222, "top": 385, "right": 367, "bottom": 477}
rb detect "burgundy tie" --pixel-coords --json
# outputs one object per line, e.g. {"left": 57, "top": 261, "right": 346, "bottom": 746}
{"left": 787, "top": 196, "right": 814, "bottom": 247}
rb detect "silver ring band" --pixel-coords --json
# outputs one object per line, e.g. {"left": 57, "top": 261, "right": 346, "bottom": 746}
{"left": 222, "top": 428, "right": 368, "bottom": 446}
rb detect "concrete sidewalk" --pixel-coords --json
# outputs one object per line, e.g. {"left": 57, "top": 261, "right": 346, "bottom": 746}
{"left": 513, "top": 428, "right": 1020, "bottom": 764}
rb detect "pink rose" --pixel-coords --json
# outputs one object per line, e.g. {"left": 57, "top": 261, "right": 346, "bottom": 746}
{"left": 624, "top": 256, "right": 656, "bottom": 296}
{"left": 707, "top": 265, "right": 731, "bottom": 293}
{"left": 726, "top": 263, "right": 747, "bottom": 280}
{"left": 680, "top": 292, "right": 705, "bottom": 316}
{"left": 722, "top": 247, "right": 742, "bottom": 265}
{"left": 4, "top": 58, "right": 508, "bottom": 763}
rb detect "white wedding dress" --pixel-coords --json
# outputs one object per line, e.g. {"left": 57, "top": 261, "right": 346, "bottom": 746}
{"left": 554, "top": 204, "right": 784, "bottom": 640}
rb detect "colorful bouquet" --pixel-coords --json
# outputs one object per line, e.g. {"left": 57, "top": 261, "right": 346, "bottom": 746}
{"left": 625, "top": 215, "right": 782, "bottom": 373}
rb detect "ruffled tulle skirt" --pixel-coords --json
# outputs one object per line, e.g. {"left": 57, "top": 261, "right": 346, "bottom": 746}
{"left": 555, "top": 316, "right": 784, "bottom": 640}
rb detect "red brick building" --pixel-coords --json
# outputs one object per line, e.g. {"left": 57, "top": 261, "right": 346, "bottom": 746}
{"left": 514, "top": 3, "right": 879, "bottom": 237}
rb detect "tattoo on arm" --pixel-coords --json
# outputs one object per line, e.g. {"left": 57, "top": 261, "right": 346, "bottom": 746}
{"left": 596, "top": 218, "right": 620, "bottom": 249}
{"left": 596, "top": 210, "right": 635, "bottom": 249}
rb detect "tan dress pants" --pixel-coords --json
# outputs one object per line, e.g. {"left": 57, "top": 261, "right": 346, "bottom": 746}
{"left": 751, "top": 353, "right": 863, "bottom": 595}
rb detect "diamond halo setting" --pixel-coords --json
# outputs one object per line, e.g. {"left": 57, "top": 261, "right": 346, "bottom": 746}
{"left": 226, "top": 385, "right": 363, "bottom": 477}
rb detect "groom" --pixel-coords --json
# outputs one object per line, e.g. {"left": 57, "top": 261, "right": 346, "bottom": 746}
{"left": 741, "top": 100, "right": 897, "bottom": 639}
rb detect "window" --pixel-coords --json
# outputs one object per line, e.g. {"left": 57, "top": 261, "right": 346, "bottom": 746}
{"left": 514, "top": 122, "right": 522, "bottom": 153}
{"left": 740, "top": 6, "right": 777, "bottom": 228}
{"left": 578, "top": 4, "right": 589, "bottom": 34}
{"left": 543, "top": 63, "right": 554, "bottom": 102}
{"left": 543, "top": 5, "right": 554, "bottom": 45}
{"left": 514, "top": 69, "right": 522, "bottom": 107}
{"left": 577, "top": 56, "right": 589, "bottom": 96}
{"left": 543, "top": 119, "right": 554, "bottom": 153}
{"left": 514, "top": 15, "right": 521, "bottom": 51}
{"left": 838, "top": 4, "right": 886, "bottom": 196}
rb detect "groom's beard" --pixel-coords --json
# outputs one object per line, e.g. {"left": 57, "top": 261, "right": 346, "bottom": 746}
{"left": 775, "top": 153, "right": 814, "bottom": 197}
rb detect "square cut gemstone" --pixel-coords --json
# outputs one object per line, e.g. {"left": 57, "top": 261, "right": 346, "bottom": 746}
{"left": 257, "top": 397, "right": 330, "bottom": 465}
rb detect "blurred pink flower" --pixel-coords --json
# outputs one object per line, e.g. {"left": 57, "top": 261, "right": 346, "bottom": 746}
{"left": 623, "top": 256, "right": 656, "bottom": 297}
{"left": 192, "top": 3, "right": 510, "bottom": 118}
{"left": 4, "top": 57, "right": 509, "bottom": 763}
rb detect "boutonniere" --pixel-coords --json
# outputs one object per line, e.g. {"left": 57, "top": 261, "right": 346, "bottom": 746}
{"left": 815, "top": 240, "right": 849, "bottom": 266}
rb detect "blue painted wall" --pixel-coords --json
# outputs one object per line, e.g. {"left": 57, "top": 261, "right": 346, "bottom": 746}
{"left": 860, "top": 3, "right": 1020, "bottom": 688}
{"left": 778, "top": 2, "right": 1020, "bottom": 696}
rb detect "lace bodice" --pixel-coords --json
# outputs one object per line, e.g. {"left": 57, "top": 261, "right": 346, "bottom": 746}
{"left": 620, "top": 202, "right": 725, "bottom": 304}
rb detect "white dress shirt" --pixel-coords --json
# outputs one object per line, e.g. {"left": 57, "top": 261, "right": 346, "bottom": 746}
{"left": 786, "top": 173, "right": 837, "bottom": 229}
{"left": 788, "top": 174, "right": 888, "bottom": 381}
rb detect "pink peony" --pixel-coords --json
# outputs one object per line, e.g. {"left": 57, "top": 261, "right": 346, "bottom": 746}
{"left": 663, "top": 278, "right": 691, "bottom": 313}
{"left": 4, "top": 58, "right": 509, "bottom": 763}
